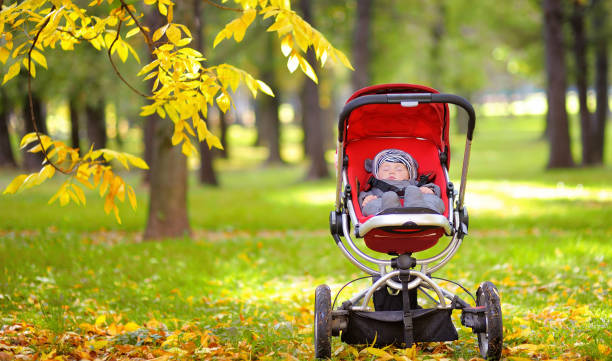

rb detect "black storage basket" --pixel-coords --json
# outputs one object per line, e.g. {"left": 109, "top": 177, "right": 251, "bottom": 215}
{"left": 341, "top": 308, "right": 458, "bottom": 347}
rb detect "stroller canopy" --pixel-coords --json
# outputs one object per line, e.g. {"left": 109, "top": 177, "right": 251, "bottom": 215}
{"left": 340, "top": 84, "right": 450, "bottom": 164}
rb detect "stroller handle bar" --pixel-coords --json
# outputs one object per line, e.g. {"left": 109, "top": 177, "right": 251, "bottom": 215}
{"left": 338, "top": 93, "right": 476, "bottom": 142}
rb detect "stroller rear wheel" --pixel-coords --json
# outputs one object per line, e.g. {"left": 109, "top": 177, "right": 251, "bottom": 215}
{"left": 314, "top": 284, "right": 332, "bottom": 359}
{"left": 476, "top": 281, "right": 503, "bottom": 360}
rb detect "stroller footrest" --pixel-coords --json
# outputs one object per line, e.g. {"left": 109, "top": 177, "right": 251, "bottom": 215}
{"left": 359, "top": 213, "right": 452, "bottom": 237}
{"left": 340, "top": 308, "right": 458, "bottom": 347}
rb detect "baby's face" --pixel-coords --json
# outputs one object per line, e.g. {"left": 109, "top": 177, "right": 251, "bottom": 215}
{"left": 377, "top": 161, "right": 409, "bottom": 181}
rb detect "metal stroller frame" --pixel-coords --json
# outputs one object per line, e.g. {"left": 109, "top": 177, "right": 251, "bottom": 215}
{"left": 315, "top": 88, "right": 503, "bottom": 360}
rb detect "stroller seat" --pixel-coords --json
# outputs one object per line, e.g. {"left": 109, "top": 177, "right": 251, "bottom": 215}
{"left": 346, "top": 134, "right": 451, "bottom": 254}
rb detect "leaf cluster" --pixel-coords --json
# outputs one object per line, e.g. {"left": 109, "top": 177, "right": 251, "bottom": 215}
{"left": 0, "top": 0, "right": 353, "bottom": 221}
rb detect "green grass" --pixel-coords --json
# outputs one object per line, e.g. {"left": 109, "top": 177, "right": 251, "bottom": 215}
{"left": 0, "top": 115, "right": 611, "bottom": 360}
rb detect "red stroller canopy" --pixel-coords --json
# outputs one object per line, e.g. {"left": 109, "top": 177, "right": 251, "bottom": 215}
{"left": 341, "top": 84, "right": 450, "bottom": 164}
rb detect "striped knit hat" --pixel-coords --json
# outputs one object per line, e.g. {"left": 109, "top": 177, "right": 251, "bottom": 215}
{"left": 373, "top": 149, "right": 418, "bottom": 181}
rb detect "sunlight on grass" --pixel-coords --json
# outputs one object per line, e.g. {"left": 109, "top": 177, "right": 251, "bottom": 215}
{"left": 1, "top": 113, "right": 612, "bottom": 360}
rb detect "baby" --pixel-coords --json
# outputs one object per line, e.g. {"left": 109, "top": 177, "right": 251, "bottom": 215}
{"left": 359, "top": 149, "right": 445, "bottom": 216}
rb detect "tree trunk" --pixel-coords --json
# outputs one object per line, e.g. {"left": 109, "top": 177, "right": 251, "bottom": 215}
{"left": 570, "top": 0, "right": 593, "bottom": 165}
{"left": 429, "top": 0, "right": 446, "bottom": 90}
{"left": 143, "top": 4, "right": 191, "bottom": 239}
{"left": 193, "top": 0, "right": 218, "bottom": 185}
{"left": 69, "top": 97, "right": 80, "bottom": 152}
{"left": 0, "top": 90, "right": 16, "bottom": 168}
{"left": 144, "top": 114, "right": 191, "bottom": 239}
{"left": 591, "top": 0, "right": 609, "bottom": 165}
{"left": 260, "top": 90, "right": 283, "bottom": 164}
{"left": 299, "top": 0, "right": 329, "bottom": 179}
{"left": 85, "top": 101, "right": 107, "bottom": 150}
{"left": 22, "top": 92, "right": 46, "bottom": 171}
{"left": 217, "top": 109, "right": 228, "bottom": 158}
{"left": 143, "top": 115, "right": 156, "bottom": 183}
{"left": 543, "top": 0, "right": 574, "bottom": 168}
{"left": 351, "top": 0, "right": 372, "bottom": 91}
{"left": 199, "top": 125, "right": 218, "bottom": 185}
{"left": 259, "top": 36, "right": 283, "bottom": 165}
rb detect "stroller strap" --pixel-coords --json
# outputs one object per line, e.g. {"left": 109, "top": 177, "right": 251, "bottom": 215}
{"left": 366, "top": 173, "right": 435, "bottom": 195}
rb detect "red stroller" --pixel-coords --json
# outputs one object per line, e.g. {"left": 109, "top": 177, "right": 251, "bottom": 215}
{"left": 315, "top": 84, "right": 503, "bottom": 359}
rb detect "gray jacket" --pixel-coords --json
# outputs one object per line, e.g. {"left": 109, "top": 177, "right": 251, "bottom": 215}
{"left": 358, "top": 179, "right": 445, "bottom": 216}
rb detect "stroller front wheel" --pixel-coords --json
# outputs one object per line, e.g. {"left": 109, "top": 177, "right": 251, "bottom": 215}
{"left": 314, "top": 284, "right": 332, "bottom": 359}
{"left": 476, "top": 281, "right": 503, "bottom": 360}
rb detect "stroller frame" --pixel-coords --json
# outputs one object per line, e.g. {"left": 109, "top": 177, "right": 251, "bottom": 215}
{"left": 315, "top": 86, "right": 503, "bottom": 360}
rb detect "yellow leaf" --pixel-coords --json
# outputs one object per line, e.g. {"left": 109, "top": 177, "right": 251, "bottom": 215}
{"left": 363, "top": 347, "right": 393, "bottom": 360}
{"left": 0, "top": 47, "right": 10, "bottom": 64}
{"left": 137, "top": 59, "right": 160, "bottom": 76}
{"left": 20, "top": 132, "right": 40, "bottom": 149}
{"left": 299, "top": 56, "right": 318, "bottom": 84}
{"left": 2, "top": 62, "right": 20, "bottom": 84}
{"left": 71, "top": 184, "right": 86, "bottom": 205}
{"left": 171, "top": 131, "right": 183, "bottom": 146}
{"left": 216, "top": 92, "right": 231, "bottom": 113}
{"left": 334, "top": 49, "right": 354, "bottom": 70}
{"left": 166, "top": 4, "right": 174, "bottom": 23}
{"left": 158, "top": 2, "right": 167, "bottom": 16}
{"left": 116, "top": 40, "right": 128, "bottom": 63}
{"left": 126, "top": 27, "right": 141, "bottom": 38}
{"left": 30, "top": 50, "right": 47, "bottom": 69}
{"left": 125, "top": 154, "right": 149, "bottom": 169}
{"left": 108, "top": 323, "right": 118, "bottom": 336}
{"left": 152, "top": 24, "right": 169, "bottom": 42}
{"left": 166, "top": 24, "right": 181, "bottom": 45}
{"left": 242, "top": 8, "right": 256, "bottom": 26}
{"left": 91, "top": 339, "right": 108, "bottom": 350}
{"left": 175, "top": 37, "right": 192, "bottom": 47}
{"left": 100, "top": 170, "right": 112, "bottom": 197}
{"left": 67, "top": 189, "right": 81, "bottom": 205}
{"left": 213, "top": 29, "right": 228, "bottom": 48}
{"left": 181, "top": 140, "right": 195, "bottom": 157}
{"left": 95, "top": 315, "right": 106, "bottom": 327}
{"left": 205, "top": 131, "right": 223, "bottom": 150}
{"left": 124, "top": 322, "right": 140, "bottom": 332}
{"left": 48, "top": 182, "right": 68, "bottom": 205}
{"left": 3, "top": 174, "right": 28, "bottom": 194}
{"left": 114, "top": 206, "right": 122, "bottom": 224}
{"left": 287, "top": 53, "right": 299, "bottom": 73}
{"left": 280, "top": 34, "right": 293, "bottom": 56}
{"left": 257, "top": 80, "right": 274, "bottom": 97}
{"left": 127, "top": 186, "right": 137, "bottom": 210}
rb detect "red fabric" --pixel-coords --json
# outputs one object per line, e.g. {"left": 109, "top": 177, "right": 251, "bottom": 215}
{"left": 343, "top": 84, "right": 450, "bottom": 168}
{"left": 346, "top": 138, "right": 448, "bottom": 254}
{"left": 364, "top": 228, "right": 446, "bottom": 254}
{"left": 346, "top": 138, "right": 449, "bottom": 220}
{"left": 341, "top": 84, "right": 453, "bottom": 254}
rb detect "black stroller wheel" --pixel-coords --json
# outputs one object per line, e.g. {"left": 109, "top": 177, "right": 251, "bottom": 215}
{"left": 314, "top": 284, "right": 332, "bottom": 359}
{"left": 476, "top": 281, "right": 503, "bottom": 360}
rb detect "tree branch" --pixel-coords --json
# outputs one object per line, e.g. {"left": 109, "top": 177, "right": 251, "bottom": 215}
{"left": 56, "top": 27, "right": 100, "bottom": 42}
{"left": 27, "top": 6, "right": 73, "bottom": 175}
{"left": 107, "top": 16, "right": 151, "bottom": 98}
{"left": 118, "top": 0, "right": 155, "bottom": 54}
{"left": 203, "top": 0, "right": 243, "bottom": 12}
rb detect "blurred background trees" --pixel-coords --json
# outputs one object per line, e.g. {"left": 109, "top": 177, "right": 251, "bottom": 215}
{"left": 1, "top": 0, "right": 609, "bottom": 236}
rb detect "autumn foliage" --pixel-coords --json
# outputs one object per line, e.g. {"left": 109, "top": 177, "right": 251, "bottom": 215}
{"left": 0, "top": 0, "right": 352, "bottom": 221}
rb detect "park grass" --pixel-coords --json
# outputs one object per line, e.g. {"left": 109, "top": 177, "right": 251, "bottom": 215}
{"left": 0, "top": 114, "right": 611, "bottom": 360}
